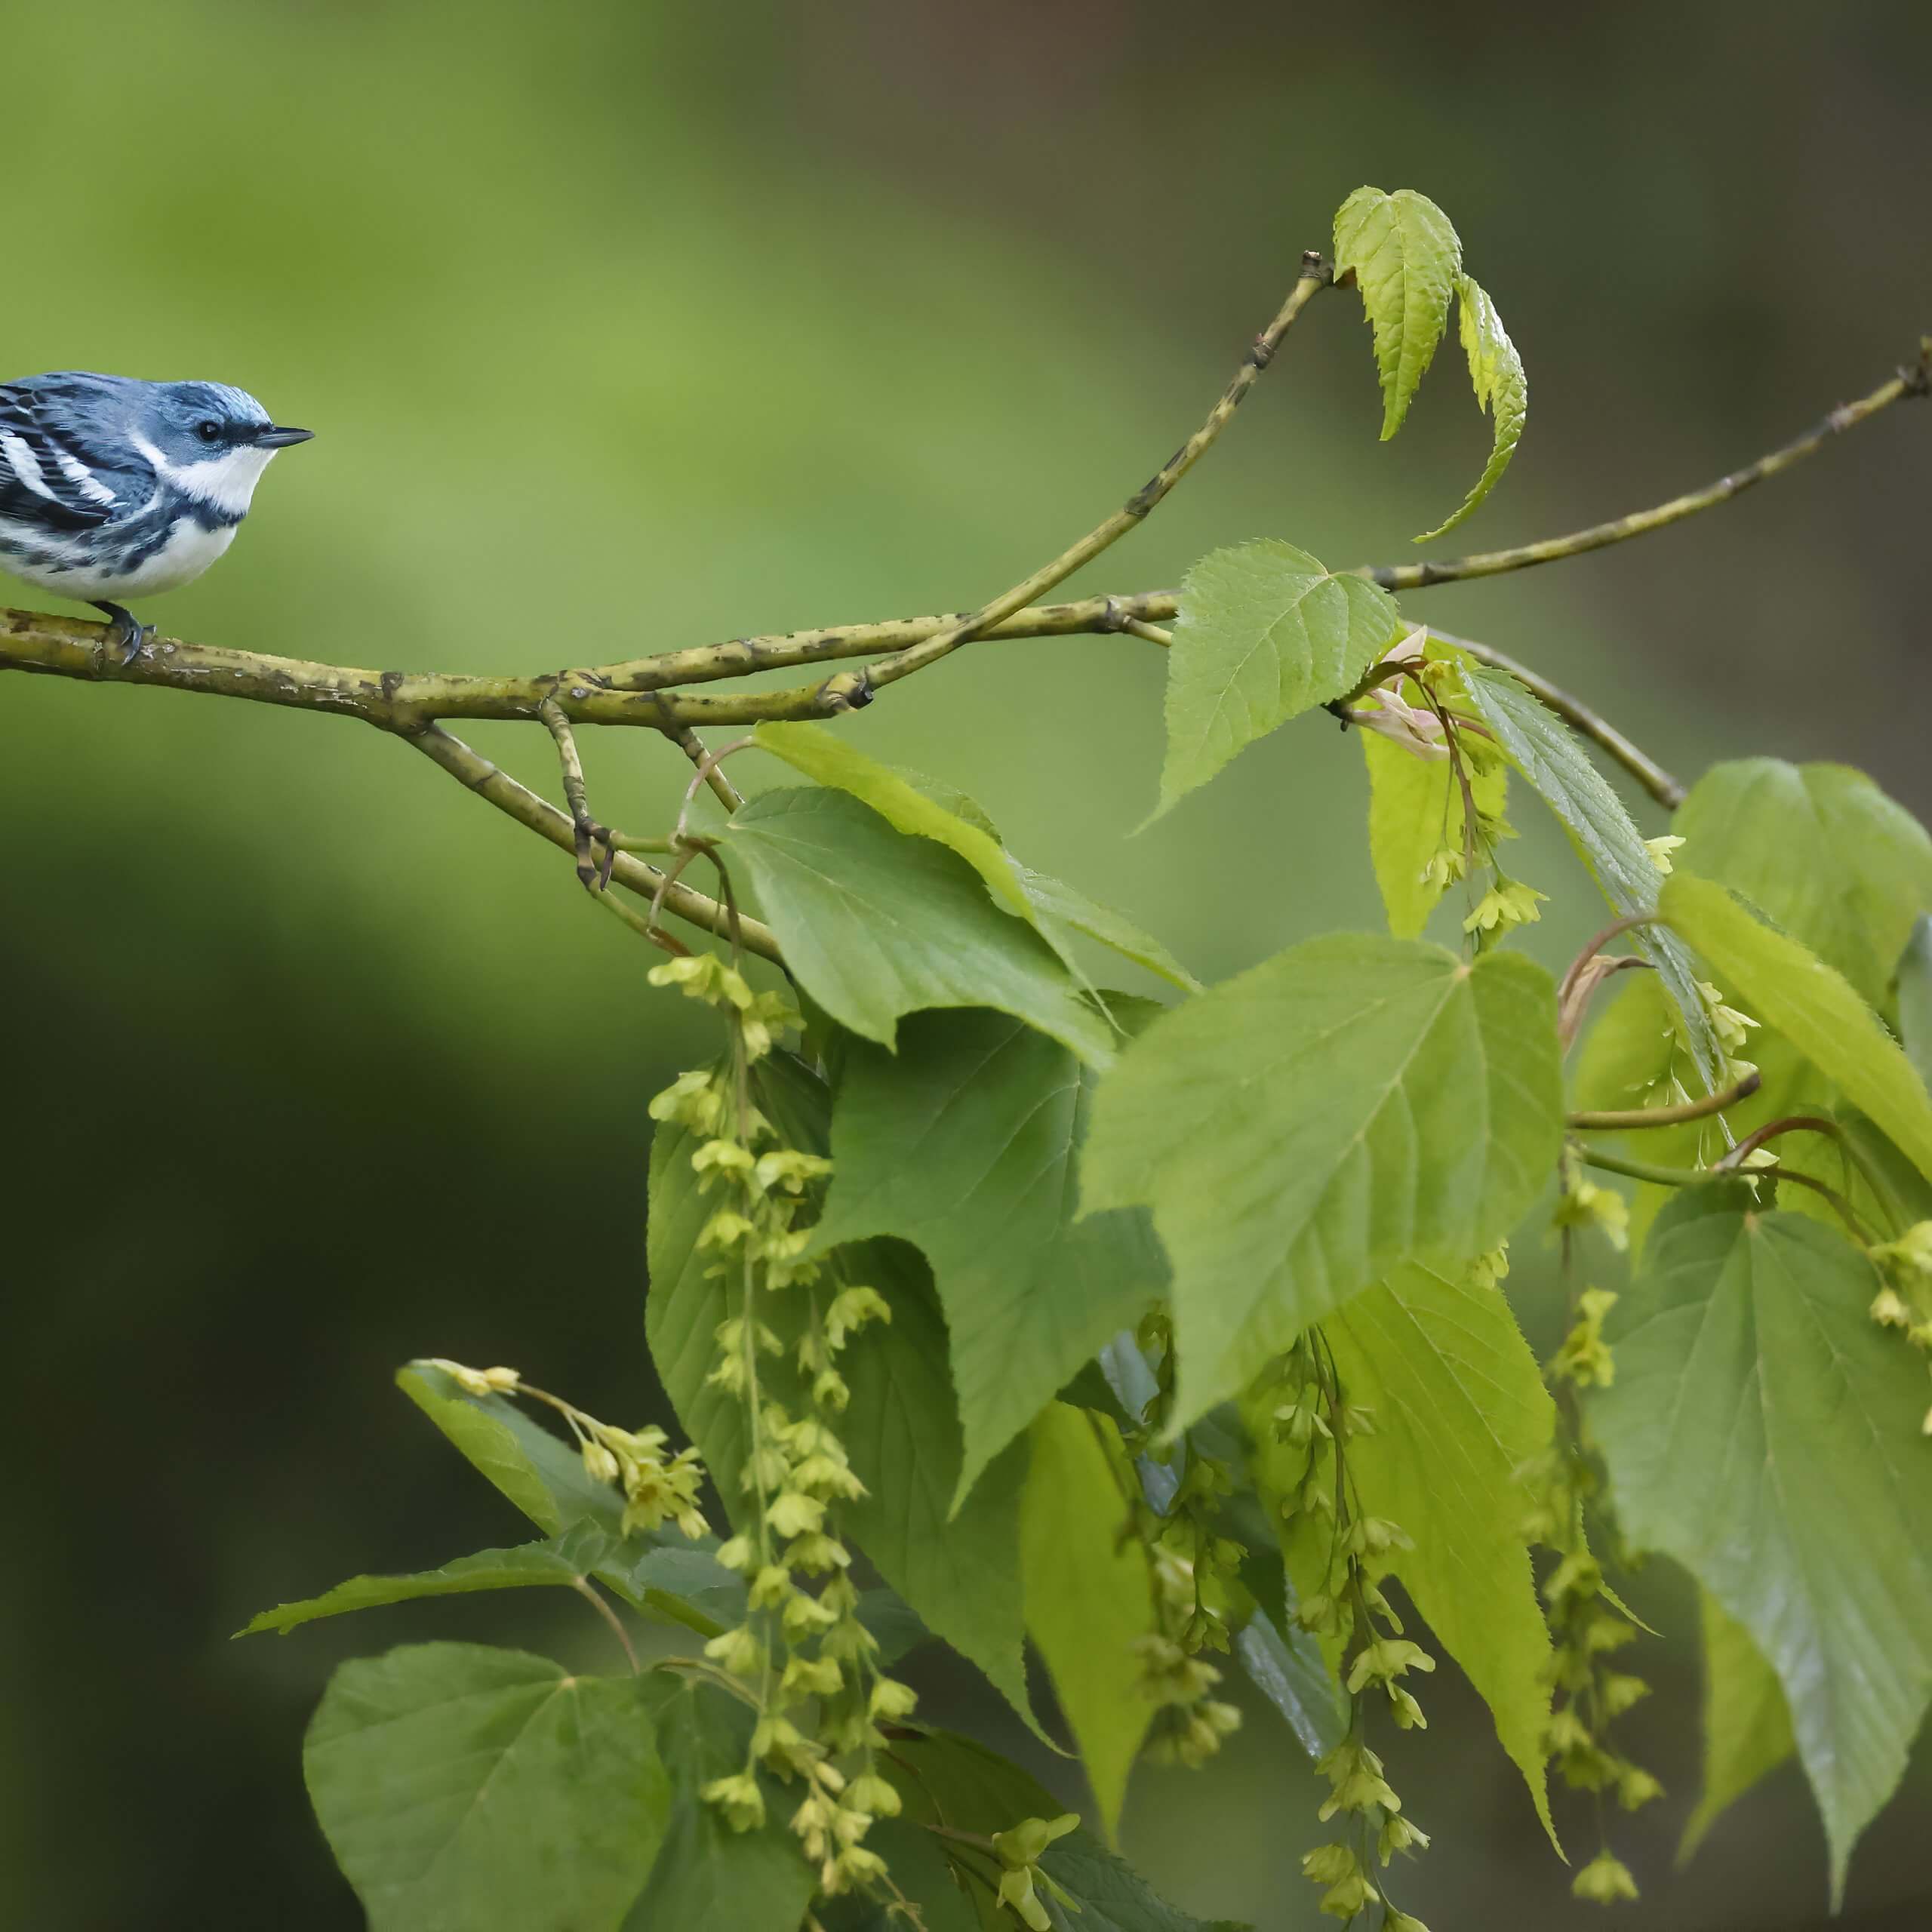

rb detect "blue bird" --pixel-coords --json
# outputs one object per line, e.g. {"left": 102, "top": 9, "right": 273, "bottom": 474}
{"left": 0, "top": 373, "right": 312, "bottom": 660}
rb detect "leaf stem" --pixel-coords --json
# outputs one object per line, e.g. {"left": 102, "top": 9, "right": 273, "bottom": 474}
{"left": 569, "top": 1575, "right": 641, "bottom": 1675}
{"left": 1577, "top": 1141, "right": 1874, "bottom": 1238}
{"left": 1714, "top": 1114, "right": 1909, "bottom": 1235}
{"left": 1567, "top": 1069, "right": 1760, "bottom": 1131}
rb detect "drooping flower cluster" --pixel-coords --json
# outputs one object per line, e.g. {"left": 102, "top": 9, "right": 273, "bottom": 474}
{"left": 646, "top": 950, "right": 912, "bottom": 1901}
{"left": 1355, "top": 635, "right": 1532, "bottom": 948}
{"left": 1519, "top": 1287, "right": 1661, "bottom": 1905}
{"left": 1260, "top": 1334, "right": 1435, "bottom": 1927}
{"left": 1119, "top": 1311, "right": 1244, "bottom": 1769}
{"left": 422, "top": 1358, "right": 709, "bottom": 1540}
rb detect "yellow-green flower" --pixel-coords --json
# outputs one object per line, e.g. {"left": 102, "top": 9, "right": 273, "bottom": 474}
{"left": 1463, "top": 878, "right": 1546, "bottom": 935}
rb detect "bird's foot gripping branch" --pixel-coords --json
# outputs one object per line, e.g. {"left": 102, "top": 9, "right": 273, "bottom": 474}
{"left": 11, "top": 188, "right": 1932, "bottom": 1930}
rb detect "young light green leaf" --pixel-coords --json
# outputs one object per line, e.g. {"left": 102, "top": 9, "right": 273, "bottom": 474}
{"left": 752, "top": 720, "right": 1200, "bottom": 994}
{"left": 1680, "top": 1590, "right": 1796, "bottom": 1865}
{"left": 1361, "top": 721, "right": 1507, "bottom": 938}
{"left": 1592, "top": 1189, "right": 1932, "bottom": 1900}
{"left": 1158, "top": 540, "right": 1403, "bottom": 814}
{"left": 718, "top": 786, "right": 1113, "bottom": 1065}
{"left": 1414, "top": 273, "right": 1527, "bottom": 541}
{"left": 1460, "top": 659, "right": 1724, "bottom": 1088}
{"left": 305, "top": 1643, "right": 669, "bottom": 1932}
{"left": 1899, "top": 915, "right": 1932, "bottom": 1095}
{"left": 1333, "top": 185, "right": 1463, "bottom": 439}
{"left": 1660, "top": 871, "right": 1932, "bottom": 1186}
{"left": 645, "top": 1052, "right": 1035, "bottom": 1726}
{"left": 1324, "top": 1263, "right": 1558, "bottom": 1844}
{"left": 397, "top": 1361, "right": 623, "bottom": 1538}
{"left": 811, "top": 1005, "right": 1169, "bottom": 1509}
{"left": 1673, "top": 760, "right": 1932, "bottom": 1011}
{"left": 625, "top": 1675, "right": 815, "bottom": 1932}
{"left": 1082, "top": 935, "right": 1563, "bottom": 1426}
{"left": 1020, "top": 1404, "right": 1157, "bottom": 1844}
{"left": 240, "top": 1525, "right": 620, "bottom": 1638}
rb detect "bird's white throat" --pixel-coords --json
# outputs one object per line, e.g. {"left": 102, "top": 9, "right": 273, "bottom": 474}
{"left": 128, "top": 432, "right": 278, "bottom": 518}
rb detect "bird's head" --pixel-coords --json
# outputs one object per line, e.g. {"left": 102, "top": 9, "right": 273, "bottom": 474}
{"left": 133, "top": 381, "right": 314, "bottom": 517}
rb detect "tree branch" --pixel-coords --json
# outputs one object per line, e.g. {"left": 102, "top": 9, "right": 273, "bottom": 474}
{"left": 801, "top": 254, "right": 1334, "bottom": 714}
{"left": 1356, "top": 338, "right": 1930, "bottom": 592}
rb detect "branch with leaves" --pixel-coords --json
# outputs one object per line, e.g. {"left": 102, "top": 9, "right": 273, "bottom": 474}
{"left": 14, "top": 185, "right": 1932, "bottom": 1932}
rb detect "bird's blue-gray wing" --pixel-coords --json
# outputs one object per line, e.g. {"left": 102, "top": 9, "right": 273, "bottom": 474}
{"left": 0, "top": 379, "right": 140, "bottom": 530}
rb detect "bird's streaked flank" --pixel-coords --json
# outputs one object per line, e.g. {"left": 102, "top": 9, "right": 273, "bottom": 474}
{"left": 0, "top": 372, "right": 311, "bottom": 660}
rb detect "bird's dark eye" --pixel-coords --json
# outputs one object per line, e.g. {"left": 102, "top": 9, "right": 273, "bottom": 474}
{"left": 195, "top": 420, "right": 222, "bottom": 444}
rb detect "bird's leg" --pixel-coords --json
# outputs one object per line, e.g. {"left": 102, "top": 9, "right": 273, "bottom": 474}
{"left": 91, "top": 601, "right": 153, "bottom": 667}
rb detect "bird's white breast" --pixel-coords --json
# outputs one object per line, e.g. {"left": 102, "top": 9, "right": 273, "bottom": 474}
{"left": 111, "top": 517, "right": 240, "bottom": 597}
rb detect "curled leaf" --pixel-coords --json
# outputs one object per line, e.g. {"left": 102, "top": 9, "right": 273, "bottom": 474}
{"left": 1414, "top": 273, "right": 1527, "bottom": 541}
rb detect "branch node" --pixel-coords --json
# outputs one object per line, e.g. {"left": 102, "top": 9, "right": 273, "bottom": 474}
{"left": 1096, "top": 596, "right": 1129, "bottom": 634}
{"left": 818, "top": 668, "right": 875, "bottom": 713}
{"left": 1903, "top": 337, "right": 1932, "bottom": 399}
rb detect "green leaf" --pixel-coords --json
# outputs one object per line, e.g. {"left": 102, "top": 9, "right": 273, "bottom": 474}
{"left": 881, "top": 1730, "right": 1251, "bottom": 1932}
{"left": 1082, "top": 935, "right": 1563, "bottom": 1425}
{"left": 1591, "top": 1189, "right": 1932, "bottom": 1899}
{"left": 1232, "top": 1608, "right": 1348, "bottom": 1759}
{"left": 1333, "top": 185, "right": 1463, "bottom": 439}
{"left": 752, "top": 721, "right": 1199, "bottom": 995}
{"left": 811, "top": 1005, "right": 1170, "bottom": 1506}
{"left": 305, "top": 1643, "right": 669, "bottom": 1932}
{"left": 240, "top": 1524, "right": 622, "bottom": 1637}
{"left": 625, "top": 1674, "right": 814, "bottom": 1932}
{"left": 1680, "top": 1589, "right": 1796, "bottom": 1864}
{"left": 1021, "top": 1403, "right": 1157, "bottom": 1843}
{"left": 1900, "top": 915, "right": 1932, "bottom": 1095}
{"left": 718, "top": 786, "right": 1113, "bottom": 1066}
{"left": 1674, "top": 761, "right": 1932, "bottom": 1011}
{"left": 1414, "top": 272, "right": 1527, "bottom": 541}
{"left": 1322, "top": 1264, "right": 1559, "bottom": 1844}
{"left": 1361, "top": 722, "right": 1507, "bottom": 939}
{"left": 398, "top": 1361, "right": 623, "bottom": 1538}
{"left": 1158, "top": 540, "right": 1403, "bottom": 814}
{"left": 1661, "top": 871, "right": 1932, "bottom": 1186}
{"left": 645, "top": 1052, "right": 1035, "bottom": 1725}
{"left": 1460, "top": 659, "right": 1724, "bottom": 1087}
{"left": 1014, "top": 863, "right": 1202, "bottom": 994}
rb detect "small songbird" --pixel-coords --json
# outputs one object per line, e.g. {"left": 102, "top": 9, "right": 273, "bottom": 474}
{"left": 0, "top": 372, "right": 312, "bottom": 660}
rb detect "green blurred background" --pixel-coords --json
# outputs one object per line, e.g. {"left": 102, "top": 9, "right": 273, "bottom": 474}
{"left": 4, "top": 2, "right": 1927, "bottom": 1926}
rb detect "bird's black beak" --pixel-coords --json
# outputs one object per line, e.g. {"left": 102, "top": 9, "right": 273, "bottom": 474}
{"left": 254, "top": 426, "right": 315, "bottom": 448}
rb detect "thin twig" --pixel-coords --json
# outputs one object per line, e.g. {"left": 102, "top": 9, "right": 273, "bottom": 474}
{"left": 801, "top": 256, "right": 1335, "bottom": 713}
{"left": 537, "top": 697, "right": 613, "bottom": 884}
{"left": 1357, "top": 341, "right": 1930, "bottom": 592}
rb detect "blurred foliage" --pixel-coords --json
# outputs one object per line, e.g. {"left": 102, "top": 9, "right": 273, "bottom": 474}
{"left": 2, "top": 2, "right": 1927, "bottom": 1927}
